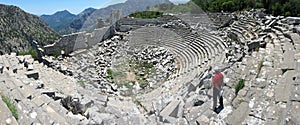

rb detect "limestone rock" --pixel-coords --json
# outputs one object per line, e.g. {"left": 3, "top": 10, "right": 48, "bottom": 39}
{"left": 25, "top": 71, "right": 39, "bottom": 79}
{"left": 226, "top": 102, "right": 250, "bottom": 125}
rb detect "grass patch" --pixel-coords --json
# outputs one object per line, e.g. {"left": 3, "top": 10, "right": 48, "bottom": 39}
{"left": 78, "top": 80, "right": 86, "bottom": 84}
{"left": 18, "top": 48, "right": 38, "bottom": 60}
{"left": 78, "top": 80, "right": 87, "bottom": 88}
{"left": 235, "top": 79, "right": 245, "bottom": 95}
{"left": 139, "top": 81, "right": 148, "bottom": 89}
{"left": 256, "top": 60, "right": 264, "bottom": 78}
{"left": 107, "top": 58, "right": 158, "bottom": 92}
{"left": 106, "top": 67, "right": 135, "bottom": 90}
{"left": 130, "top": 60, "right": 155, "bottom": 89}
{"left": 1, "top": 95, "right": 18, "bottom": 120}
{"left": 123, "top": 81, "right": 135, "bottom": 90}
{"left": 107, "top": 69, "right": 115, "bottom": 79}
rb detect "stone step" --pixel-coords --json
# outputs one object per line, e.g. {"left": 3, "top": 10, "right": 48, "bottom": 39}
{"left": 0, "top": 76, "right": 71, "bottom": 124}
{"left": 225, "top": 102, "right": 250, "bottom": 125}
{"left": 0, "top": 96, "right": 18, "bottom": 125}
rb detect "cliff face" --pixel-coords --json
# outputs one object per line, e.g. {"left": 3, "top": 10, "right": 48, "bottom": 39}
{"left": 0, "top": 4, "right": 59, "bottom": 54}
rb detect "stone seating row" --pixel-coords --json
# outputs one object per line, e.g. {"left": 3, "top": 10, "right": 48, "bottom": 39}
{"left": 128, "top": 26, "right": 227, "bottom": 83}
{"left": 0, "top": 55, "right": 72, "bottom": 124}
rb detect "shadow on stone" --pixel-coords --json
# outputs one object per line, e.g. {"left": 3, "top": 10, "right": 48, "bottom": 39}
{"left": 61, "top": 96, "right": 86, "bottom": 115}
{"left": 214, "top": 105, "right": 224, "bottom": 114}
{"left": 194, "top": 100, "right": 204, "bottom": 106}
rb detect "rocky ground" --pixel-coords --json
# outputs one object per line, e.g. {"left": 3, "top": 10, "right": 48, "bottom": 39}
{"left": 1, "top": 10, "right": 300, "bottom": 124}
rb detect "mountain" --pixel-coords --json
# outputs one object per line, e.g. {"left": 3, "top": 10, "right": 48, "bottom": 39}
{"left": 0, "top": 4, "right": 59, "bottom": 54}
{"left": 40, "top": 10, "right": 76, "bottom": 33}
{"left": 41, "top": 0, "right": 172, "bottom": 34}
{"left": 70, "top": 0, "right": 172, "bottom": 32}
{"left": 58, "top": 8, "right": 97, "bottom": 34}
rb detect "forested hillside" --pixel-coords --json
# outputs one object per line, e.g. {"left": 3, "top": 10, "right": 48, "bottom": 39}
{"left": 192, "top": 0, "right": 300, "bottom": 16}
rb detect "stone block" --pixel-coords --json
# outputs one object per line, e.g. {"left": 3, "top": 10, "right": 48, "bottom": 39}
{"left": 17, "top": 56, "right": 25, "bottom": 63}
{"left": 24, "top": 55, "right": 34, "bottom": 64}
{"left": 2, "top": 57, "right": 10, "bottom": 70}
{"left": 275, "top": 70, "right": 295, "bottom": 102}
{"left": 247, "top": 41, "right": 260, "bottom": 51}
{"left": 27, "top": 64, "right": 34, "bottom": 71}
{"left": 105, "top": 106, "right": 123, "bottom": 118}
{"left": 25, "top": 71, "right": 39, "bottom": 79}
{"left": 125, "top": 114, "right": 145, "bottom": 125}
{"left": 97, "top": 94, "right": 108, "bottom": 103}
{"left": 287, "top": 102, "right": 300, "bottom": 124}
{"left": 43, "top": 105, "right": 69, "bottom": 124}
{"left": 0, "top": 64, "right": 3, "bottom": 74}
{"left": 31, "top": 96, "right": 46, "bottom": 107}
{"left": 41, "top": 90, "right": 56, "bottom": 98}
{"left": 281, "top": 50, "right": 296, "bottom": 70}
{"left": 187, "top": 80, "right": 200, "bottom": 93}
{"left": 12, "top": 67, "right": 17, "bottom": 74}
{"left": 226, "top": 102, "right": 250, "bottom": 125}
{"left": 291, "top": 85, "right": 300, "bottom": 101}
{"left": 185, "top": 101, "right": 212, "bottom": 124}
{"left": 0, "top": 96, "right": 18, "bottom": 125}
{"left": 19, "top": 85, "right": 38, "bottom": 100}
{"left": 87, "top": 27, "right": 109, "bottom": 48}
{"left": 195, "top": 115, "right": 209, "bottom": 124}
{"left": 297, "top": 60, "right": 300, "bottom": 72}
{"left": 160, "top": 98, "right": 182, "bottom": 119}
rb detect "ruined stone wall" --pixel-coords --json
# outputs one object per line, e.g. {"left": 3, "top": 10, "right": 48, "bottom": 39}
{"left": 44, "top": 26, "right": 113, "bottom": 55}
{"left": 44, "top": 44, "right": 61, "bottom": 55}
{"left": 87, "top": 27, "right": 108, "bottom": 48}
{"left": 115, "top": 17, "right": 168, "bottom": 32}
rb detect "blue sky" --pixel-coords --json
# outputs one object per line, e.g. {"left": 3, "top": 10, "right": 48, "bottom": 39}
{"left": 0, "top": 0, "right": 189, "bottom": 15}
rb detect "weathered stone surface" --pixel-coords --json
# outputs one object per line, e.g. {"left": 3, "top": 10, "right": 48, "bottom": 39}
{"left": 275, "top": 70, "right": 295, "bottom": 102}
{"left": 281, "top": 50, "right": 296, "bottom": 70}
{"left": 0, "top": 64, "right": 3, "bottom": 74}
{"left": 25, "top": 71, "right": 39, "bottom": 79}
{"left": 160, "top": 97, "right": 183, "bottom": 121}
{"left": 226, "top": 102, "right": 250, "bottom": 125}
{"left": 0, "top": 96, "right": 18, "bottom": 125}
{"left": 27, "top": 64, "right": 34, "bottom": 71}
{"left": 287, "top": 102, "right": 300, "bottom": 124}
{"left": 44, "top": 26, "right": 113, "bottom": 56}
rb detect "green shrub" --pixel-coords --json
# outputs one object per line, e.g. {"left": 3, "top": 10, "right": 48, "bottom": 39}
{"left": 107, "top": 69, "right": 114, "bottom": 79}
{"left": 51, "top": 52, "right": 59, "bottom": 58}
{"left": 235, "top": 79, "right": 245, "bottom": 95}
{"left": 124, "top": 82, "right": 134, "bottom": 89}
{"left": 139, "top": 61, "right": 154, "bottom": 69}
{"left": 1, "top": 95, "right": 18, "bottom": 120}
{"left": 18, "top": 48, "right": 39, "bottom": 60}
{"left": 191, "top": 0, "right": 300, "bottom": 16}
{"left": 78, "top": 80, "right": 86, "bottom": 84}
{"left": 139, "top": 81, "right": 148, "bottom": 89}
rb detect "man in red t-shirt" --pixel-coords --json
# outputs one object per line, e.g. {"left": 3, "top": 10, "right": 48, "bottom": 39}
{"left": 212, "top": 66, "right": 224, "bottom": 113}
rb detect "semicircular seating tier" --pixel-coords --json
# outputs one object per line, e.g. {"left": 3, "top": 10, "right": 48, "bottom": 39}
{"left": 128, "top": 26, "right": 227, "bottom": 85}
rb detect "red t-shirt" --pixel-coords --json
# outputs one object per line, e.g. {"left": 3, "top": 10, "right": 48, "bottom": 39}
{"left": 212, "top": 72, "right": 223, "bottom": 90}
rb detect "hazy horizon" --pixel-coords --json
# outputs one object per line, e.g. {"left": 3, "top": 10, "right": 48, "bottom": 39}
{"left": 0, "top": 0, "right": 189, "bottom": 15}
